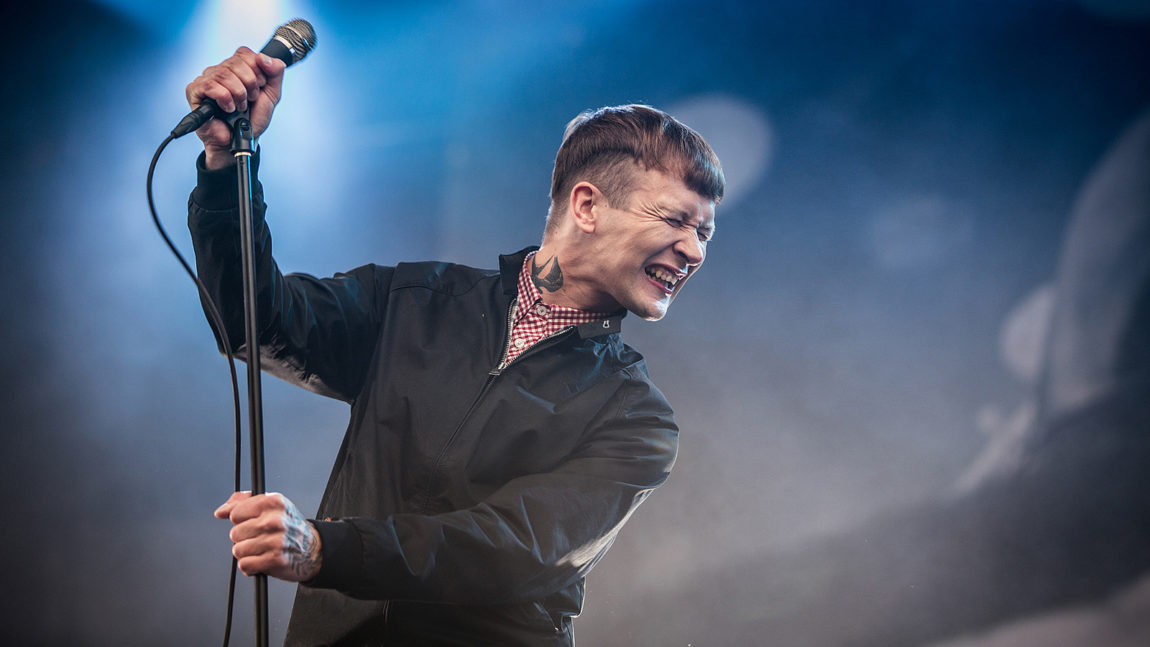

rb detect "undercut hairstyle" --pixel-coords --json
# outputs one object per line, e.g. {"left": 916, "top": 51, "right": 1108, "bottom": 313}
{"left": 545, "top": 104, "right": 725, "bottom": 235}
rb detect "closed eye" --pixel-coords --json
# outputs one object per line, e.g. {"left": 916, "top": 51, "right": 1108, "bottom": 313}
{"left": 666, "top": 216, "right": 714, "bottom": 243}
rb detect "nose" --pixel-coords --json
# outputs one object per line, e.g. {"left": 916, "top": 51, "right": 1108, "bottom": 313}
{"left": 674, "top": 230, "right": 706, "bottom": 266}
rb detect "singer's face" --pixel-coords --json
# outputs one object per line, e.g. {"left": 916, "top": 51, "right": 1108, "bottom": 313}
{"left": 585, "top": 167, "right": 714, "bottom": 321}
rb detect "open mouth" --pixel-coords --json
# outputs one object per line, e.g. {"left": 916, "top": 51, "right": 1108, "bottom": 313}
{"left": 645, "top": 265, "right": 684, "bottom": 293}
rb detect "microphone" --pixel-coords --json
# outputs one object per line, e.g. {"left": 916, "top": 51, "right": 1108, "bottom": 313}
{"left": 171, "top": 19, "right": 317, "bottom": 138}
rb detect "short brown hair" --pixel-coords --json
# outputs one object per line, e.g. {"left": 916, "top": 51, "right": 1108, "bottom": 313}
{"left": 546, "top": 104, "right": 725, "bottom": 232}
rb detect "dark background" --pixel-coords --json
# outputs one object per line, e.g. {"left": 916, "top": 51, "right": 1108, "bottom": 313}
{"left": 3, "top": 1, "right": 1149, "bottom": 645}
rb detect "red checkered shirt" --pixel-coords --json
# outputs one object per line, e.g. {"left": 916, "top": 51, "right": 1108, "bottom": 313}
{"left": 500, "top": 251, "right": 611, "bottom": 368}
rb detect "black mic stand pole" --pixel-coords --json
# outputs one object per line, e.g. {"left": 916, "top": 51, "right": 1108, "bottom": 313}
{"left": 229, "top": 110, "right": 270, "bottom": 647}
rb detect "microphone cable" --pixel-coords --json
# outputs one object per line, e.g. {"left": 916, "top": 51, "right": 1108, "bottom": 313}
{"left": 147, "top": 133, "right": 243, "bottom": 647}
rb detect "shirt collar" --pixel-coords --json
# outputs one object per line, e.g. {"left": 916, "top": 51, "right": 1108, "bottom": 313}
{"left": 516, "top": 251, "right": 612, "bottom": 324}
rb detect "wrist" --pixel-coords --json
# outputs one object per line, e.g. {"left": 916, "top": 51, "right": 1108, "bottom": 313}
{"left": 303, "top": 521, "right": 324, "bottom": 581}
{"left": 204, "top": 147, "right": 235, "bottom": 171}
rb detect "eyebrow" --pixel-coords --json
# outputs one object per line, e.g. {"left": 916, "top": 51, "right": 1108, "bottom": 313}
{"left": 665, "top": 204, "right": 715, "bottom": 231}
{"left": 651, "top": 203, "right": 695, "bottom": 221}
{"left": 637, "top": 198, "right": 715, "bottom": 233}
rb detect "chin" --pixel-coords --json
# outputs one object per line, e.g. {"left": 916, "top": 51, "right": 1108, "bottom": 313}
{"left": 632, "top": 300, "right": 670, "bottom": 321}
{"left": 620, "top": 286, "right": 674, "bottom": 321}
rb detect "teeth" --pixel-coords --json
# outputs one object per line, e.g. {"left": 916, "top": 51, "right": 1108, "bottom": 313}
{"left": 646, "top": 267, "right": 681, "bottom": 288}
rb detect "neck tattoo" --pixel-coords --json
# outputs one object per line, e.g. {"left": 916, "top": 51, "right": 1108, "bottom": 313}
{"left": 531, "top": 254, "right": 564, "bottom": 292}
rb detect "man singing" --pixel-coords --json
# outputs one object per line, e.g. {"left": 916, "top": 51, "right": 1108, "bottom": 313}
{"left": 187, "top": 46, "right": 723, "bottom": 645}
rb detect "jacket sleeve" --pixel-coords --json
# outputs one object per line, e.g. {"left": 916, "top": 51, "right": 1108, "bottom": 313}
{"left": 187, "top": 152, "right": 389, "bottom": 401}
{"left": 305, "top": 368, "right": 679, "bottom": 605}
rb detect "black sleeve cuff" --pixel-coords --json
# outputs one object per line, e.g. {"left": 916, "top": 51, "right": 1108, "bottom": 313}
{"left": 191, "top": 149, "right": 262, "bottom": 212}
{"left": 304, "top": 519, "right": 364, "bottom": 590}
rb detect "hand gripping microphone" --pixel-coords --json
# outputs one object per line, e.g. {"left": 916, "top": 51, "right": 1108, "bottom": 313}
{"left": 171, "top": 19, "right": 317, "bottom": 138}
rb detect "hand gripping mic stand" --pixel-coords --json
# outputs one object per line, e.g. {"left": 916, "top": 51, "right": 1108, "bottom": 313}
{"left": 227, "top": 110, "right": 271, "bottom": 647}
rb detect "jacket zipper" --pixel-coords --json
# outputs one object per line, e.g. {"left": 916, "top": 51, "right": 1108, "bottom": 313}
{"left": 495, "top": 324, "right": 575, "bottom": 374}
{"left": 423, "top": 302, "right": 576, "bottom": 510}
{"left": 389, "top": 299, "right": 575, "bottom": 634}
{"left": 494, "top": 298, "right": 518, "bottom": 372}
{"left": 419, "top": 299, "right": 517, "bottom": 513}
{"left": 492, "top": 297, "right": 577, "bottom": 375}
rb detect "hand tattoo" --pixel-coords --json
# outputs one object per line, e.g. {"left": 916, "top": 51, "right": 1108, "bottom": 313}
{"left": 531, "top": 254, "right": 564, "bottom": 292}
{"left": 283, "top": 504, "right": 322, "bottom": 581}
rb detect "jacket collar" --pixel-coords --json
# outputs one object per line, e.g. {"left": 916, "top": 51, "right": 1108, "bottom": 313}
{"left": 499, "top": 246, "right": 538, "bottom": 297}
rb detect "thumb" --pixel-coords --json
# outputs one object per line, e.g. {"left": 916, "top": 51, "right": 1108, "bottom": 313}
{"left": 214, "top": 491, "right": 253, "bottom": 519}
{"left": 258, "top": 54, "right": 286, "bottom": 98}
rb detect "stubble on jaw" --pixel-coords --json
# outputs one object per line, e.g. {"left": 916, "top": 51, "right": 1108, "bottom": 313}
{"left": 531, "top": 254, "right": 564, "bottom": 292}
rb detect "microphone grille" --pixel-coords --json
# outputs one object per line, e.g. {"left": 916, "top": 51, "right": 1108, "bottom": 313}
{"left": 274, "top": 19, "right": 317, "bottom": 64}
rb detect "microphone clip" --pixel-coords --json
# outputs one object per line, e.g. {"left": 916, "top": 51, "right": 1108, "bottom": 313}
{"left": 228, "top": 110, "right": 256, "bottom": 155}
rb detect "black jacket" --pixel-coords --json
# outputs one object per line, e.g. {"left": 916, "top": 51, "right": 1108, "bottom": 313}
{"left": 188, "top": 155, "right": 678, "bottom": 646}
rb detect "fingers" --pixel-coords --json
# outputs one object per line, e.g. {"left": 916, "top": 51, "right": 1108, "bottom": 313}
{"left": 216, "top": 492, "right": 283, "bottom": 574}
{"left": 228, "top": 500, "right": 288, "bottom": 543}
{"left": 216, "top": 491, "right": 287, "bottom": 522}
{"left": 237, "top": 553, "right": 281, "bottom": 578}
{"left": 232, "top": 531, "right": 281, "bottom": 558}
{"left": 184, "top": 47, "right": 286, "bottom": 114}
{"left": 187, "top": 47, "right": 262, "bottom": 113}
{"left": 232, "top": 532, "right": 286, "bottom": 576}
{"left": 218, "top": 48, "right": 270, "bottom": 110}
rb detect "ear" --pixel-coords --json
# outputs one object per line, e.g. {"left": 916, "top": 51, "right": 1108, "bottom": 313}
{"left": 569, "top": 181, "right": 599, "bottom": 234}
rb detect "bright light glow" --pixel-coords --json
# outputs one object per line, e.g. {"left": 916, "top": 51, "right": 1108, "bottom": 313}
{"left": 203, "top": 1, "right": 295, "bottom": 59}
{"left": 1001, "top": 283, "right": 1055, "bottom": 384}
{"left": 666, "top": 94, "right": 773, "bottom": 210}
{"left": 165, "top": 1, "right": 341, "bottom": 232}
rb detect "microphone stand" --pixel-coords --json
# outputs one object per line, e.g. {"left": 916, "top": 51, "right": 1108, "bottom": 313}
{"left": 229, "top": 110, "right": 270, "bottom": 647}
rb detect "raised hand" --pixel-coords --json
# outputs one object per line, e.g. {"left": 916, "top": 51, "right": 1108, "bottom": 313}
{"left": 185, "top": 47, "right": 286, "bottom": 169}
